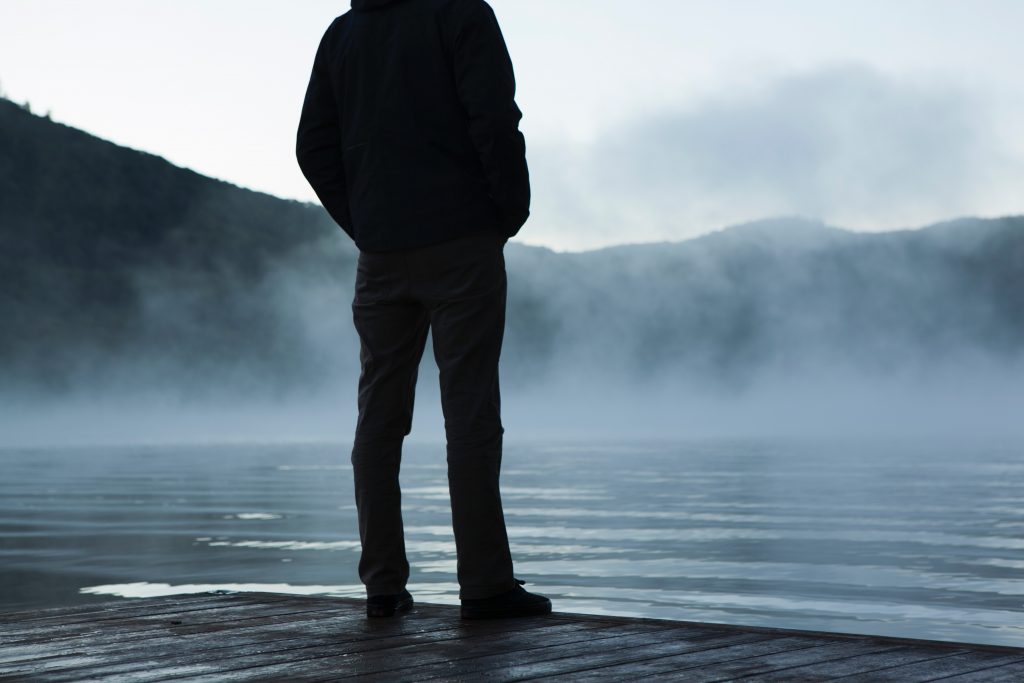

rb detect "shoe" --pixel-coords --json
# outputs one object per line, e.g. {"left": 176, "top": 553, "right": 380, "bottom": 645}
{"left": 366, "top": 589, "right": 413, "bottom": 618}
{"left": 461, "top": 579, "right": 552, "bottom": 619}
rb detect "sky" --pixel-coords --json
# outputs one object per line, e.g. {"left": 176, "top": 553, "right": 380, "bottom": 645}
{"left": 2, "top": 0, "right": 1024, "bottom": 251}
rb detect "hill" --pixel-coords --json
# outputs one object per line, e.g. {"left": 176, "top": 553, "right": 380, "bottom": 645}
{"left": 2, "top": 96, "right": 1022, "bottom": 400}
{"left": 0, "top": 96, "right": 353, "bottom": 395}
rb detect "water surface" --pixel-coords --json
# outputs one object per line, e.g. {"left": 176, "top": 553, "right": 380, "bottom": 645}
{"left": 1, "top": 438, "right": 1022, "bottom": 646}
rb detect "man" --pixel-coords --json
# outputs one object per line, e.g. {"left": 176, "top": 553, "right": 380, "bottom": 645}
{"left": 296, "top": 0, "right": 551, "bottom": 620}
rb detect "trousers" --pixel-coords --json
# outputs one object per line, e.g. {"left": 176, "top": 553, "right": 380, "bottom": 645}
{"left": 350, "top": 228, "right": 517, "bottom": 600}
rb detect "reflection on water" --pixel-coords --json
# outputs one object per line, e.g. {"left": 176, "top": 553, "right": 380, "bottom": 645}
{"left": 1, "top": 438, "right": 1023, "bottom": 646}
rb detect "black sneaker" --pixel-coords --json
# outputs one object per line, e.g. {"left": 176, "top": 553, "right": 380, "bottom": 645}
{"left": 461, "top": 579, "right": 552, "bottom": 619}
{"left": 366, "top": 589, "right": 413, "bottom": 618}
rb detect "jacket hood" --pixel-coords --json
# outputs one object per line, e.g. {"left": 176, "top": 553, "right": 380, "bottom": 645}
{"left": 351, "top": 0, "right": 401, "bottom": 10}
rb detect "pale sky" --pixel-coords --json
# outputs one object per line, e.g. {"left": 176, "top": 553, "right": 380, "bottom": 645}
{"left": 2, "top": 0, "right": 1023, "bottom": 251}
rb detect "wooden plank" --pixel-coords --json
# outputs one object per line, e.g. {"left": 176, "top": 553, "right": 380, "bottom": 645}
{"left": 111, "top": 622, "right": 690, "bottom": 683}
{"left": 0, "top": 594, "right": 247, "bottom": 638}
{"left": 709, "top": 648, "right": 969, "bottom": 682}
{"left": 0, "top": 608, "right": 521, "bottom": 677}
{"left": 27, "top": 613, "right": 576, "bottom": 679}
{"left": 323, "top": 623, "right": 717, "bottom": 681}
{"left": 1, "top": 594, "right": 1022, "bottom": 683}
{"left": 28, "top": 622, "right": 589, "bottom": 683}
{"left": 7, "top": 613, "right": 595, "bottom": 682}
{"left": 530, "top": 610, "right": 1024, "bottom": 656}
{"left": 1, "top": 592, "right": 377, "bottom": 635}
{"left": 0, "top": 593, "right": 224, "bottom": 624}
{"left": 0, "top": 590, "right": 322, "bottom": 628}
{"left": 453, "top": 634, "right": 829, "bottom": 682}
{"left": 367, "top": 630, "right": 769, "bottom": 682}
{"left": 0, "top": 605, "right": 368, "bottom": 668}
{"left": 4, "top": 594, "right": 352, "bottom": 634}
{"left": 934, "top": 660, "right": 1024, "bottom": 682}
{"left": 643, "top": 641, "right": 904, "bottom": 681}
{"left": 1, "top": 600, "right": 348, "bottom": 646}
{"left": 345, "top": 629, "right": 790, "bottom": 682}
{"left": 517, "top": 636, "right": 871, "bottom": 682}
{"left": 826, "top": 652, "right": 1024, "bottom": 682}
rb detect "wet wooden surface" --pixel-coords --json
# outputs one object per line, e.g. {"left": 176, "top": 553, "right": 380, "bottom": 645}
{"left": 1, "top": 592, "right": 1023, "bottom": 681}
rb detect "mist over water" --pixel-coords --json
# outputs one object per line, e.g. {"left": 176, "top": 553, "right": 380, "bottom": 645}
{"left": 3, "top": 359, "right": 1021, "bottom": 450}
{"left": 3, "top": 215, "right": 1023, "bottom": 448}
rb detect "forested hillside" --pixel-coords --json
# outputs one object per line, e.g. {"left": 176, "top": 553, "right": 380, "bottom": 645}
{"left": 2, "top": 96, "right": 1022, "bottom": 399}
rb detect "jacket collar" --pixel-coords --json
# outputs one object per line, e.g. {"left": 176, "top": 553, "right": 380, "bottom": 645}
{"left": 351, "top": 0, "right": 401, "bottom": 10}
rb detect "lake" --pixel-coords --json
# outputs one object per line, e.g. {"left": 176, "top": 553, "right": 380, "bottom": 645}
{"left": 1, "top": 438, "right": 1022, "bottom": 647}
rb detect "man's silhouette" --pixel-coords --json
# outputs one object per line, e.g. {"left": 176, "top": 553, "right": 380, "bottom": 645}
{"left": 296, "top": 0, "right": 551, "bottom": 619}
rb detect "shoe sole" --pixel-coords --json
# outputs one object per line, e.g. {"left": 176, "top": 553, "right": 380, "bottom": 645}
{"left": 366, "top": 598, "right": 414, "bottom": 618}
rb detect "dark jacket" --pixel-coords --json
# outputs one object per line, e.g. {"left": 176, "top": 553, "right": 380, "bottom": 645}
{"left": 296, "top": 0, "right": 530, "bottom": 253}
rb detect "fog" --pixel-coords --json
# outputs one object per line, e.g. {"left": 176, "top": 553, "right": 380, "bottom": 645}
{"left": 2, "top": 94, "right": 1021, "bottom": 449}
{"left": 529, "top": 66, "right": 1024, "bottom": 250}
{"left": 3, "top": 215, "right": 1022, "bottom": 449}
{"left": 3, "top": 344, "right": 1021, "bottom": 449}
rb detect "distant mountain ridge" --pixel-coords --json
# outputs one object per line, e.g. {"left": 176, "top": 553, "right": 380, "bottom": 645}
{"left": 2, "top": 96, "right": 1022, "bottom": 397}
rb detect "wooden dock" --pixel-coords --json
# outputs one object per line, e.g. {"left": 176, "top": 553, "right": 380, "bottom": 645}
{"left": 2, "top": 592, "right": 1023, "bottom": 681}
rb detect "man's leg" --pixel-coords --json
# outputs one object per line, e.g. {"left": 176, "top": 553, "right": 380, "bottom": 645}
{"left": 351, "top": 256, "right": 430, "bottom": 598}
{"left": 424, "top": 238, "right": 516, "bottom": 600}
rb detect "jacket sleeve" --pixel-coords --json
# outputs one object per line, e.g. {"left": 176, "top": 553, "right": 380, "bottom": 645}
{"left": 296, "top": 25, "right": 354, "bottom": 240}
{"left": 451, "top": 1, "right": 530, "bottom": 238}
